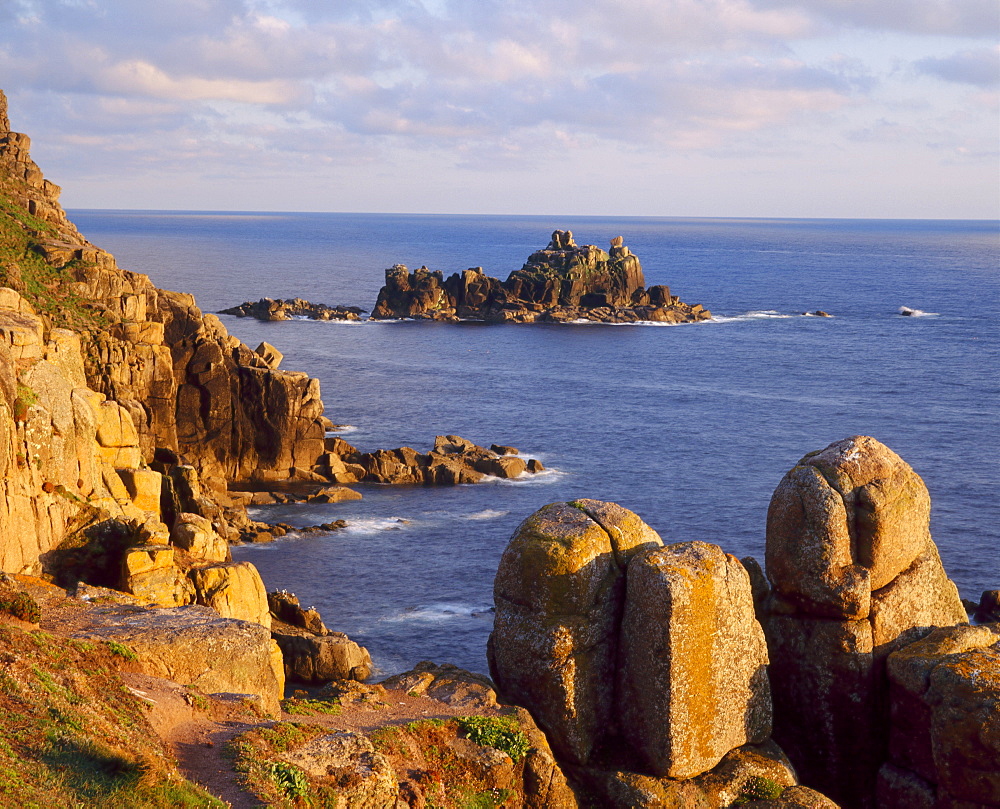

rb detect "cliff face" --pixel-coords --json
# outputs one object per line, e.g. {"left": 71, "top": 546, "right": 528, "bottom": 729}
{"left": 0, "top": 89, "right": 328, "bottom": 493}
{"left": 0, "top": 88, "right": 335, "bottom": 575}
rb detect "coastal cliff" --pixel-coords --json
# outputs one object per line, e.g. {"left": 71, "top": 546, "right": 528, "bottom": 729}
{"left": 1, "top": 90, "right": 995, "bottom": 809}
{"left": 1, "top": 90, "right": 329, "bottom": 495}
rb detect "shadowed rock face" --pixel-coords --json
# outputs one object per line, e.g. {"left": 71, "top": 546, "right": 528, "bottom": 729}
{"left": 763, "top": 435, "right": 967, "bottom": 809}
{"left": 880, "top": 624, "right": 1000, "bottom": 808}
{"left": 371, "top": 230, "right": 710, "bottom": 324}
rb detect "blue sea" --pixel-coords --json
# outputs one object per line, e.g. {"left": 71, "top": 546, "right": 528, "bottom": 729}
{"left": 69, "top": 211, "right": 1000, "bottom": 676}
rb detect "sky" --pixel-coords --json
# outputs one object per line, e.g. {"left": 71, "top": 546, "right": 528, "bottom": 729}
{"left": 1, "top": 0, "right": 998, "bottom": 218}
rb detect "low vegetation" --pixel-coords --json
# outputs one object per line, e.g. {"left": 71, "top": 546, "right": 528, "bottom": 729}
{"left": 455, "top": 715, "right": 530, "bottom": 763}
{"left": 0, "top": 183, "right": 109, "bottom": 332}
{"left": 225, "top": 722, "right": 326, "bottom": 806}
{"left": 281, "top": 695, "right": 342, "bottom": 716}
{"left": 0, "top": 623, "right": 222, "bottom": 807}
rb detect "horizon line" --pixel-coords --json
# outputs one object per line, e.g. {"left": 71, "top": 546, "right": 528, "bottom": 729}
{"left": 64, "top": 207, "right": 1000, "bottom": 225}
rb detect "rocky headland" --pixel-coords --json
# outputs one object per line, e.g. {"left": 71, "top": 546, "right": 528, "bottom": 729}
{"left": 1, "top": 87, "right": 996, "bottom": 808}
{"left": 371, "top": 230, "right": 712, "bottom": 324}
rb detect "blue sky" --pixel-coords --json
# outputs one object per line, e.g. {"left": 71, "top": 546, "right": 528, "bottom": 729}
{"left": 1, "top": 0, "right": 997, "bottom": 218}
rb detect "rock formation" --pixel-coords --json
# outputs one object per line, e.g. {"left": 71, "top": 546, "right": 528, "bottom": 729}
{"left": 489, "top": 499, "right": 788, "bottom": 806}
{"left": 763, "top": 436, "right": 968, "bottom": 808}
{"left": 267, "top": 590, "right": 373, "bottom": 683}
{"left": 219, "top": 297, "right": 364, "bottom": 321}
{"left": 317, "top": 433, "right": 544, "bottom": 485}
{"left": 1, "top": 89, "right": 332, "bottom": 494}
{"left": 371, "top": 230, "right": 711, "bottom": 324}
{"left": 880, "top": 624, "right": 1000, "bottom": 807}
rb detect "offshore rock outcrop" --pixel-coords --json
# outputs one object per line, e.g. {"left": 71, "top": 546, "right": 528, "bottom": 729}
{"left": 219, "top": 297, "right": 364, "bottom": 321}
{"left": 371, "top": 230, "right": 711, "bottom": 324}
{"left": 313, "top": 433, "right": 544, "bottom": 486}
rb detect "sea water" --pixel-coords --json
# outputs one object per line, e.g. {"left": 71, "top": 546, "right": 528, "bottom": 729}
{"left": 69, "top": 211, "right": 1000, "bottom": 676}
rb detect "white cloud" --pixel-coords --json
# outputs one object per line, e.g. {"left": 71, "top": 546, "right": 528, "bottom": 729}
{"left": 0, "top": 0, "right": 996, "bottom": 217}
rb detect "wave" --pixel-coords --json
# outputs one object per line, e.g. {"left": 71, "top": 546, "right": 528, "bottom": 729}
{"left": 481, "top": 467, "right": 568, "bottom": 486}
{"left": 709, "top": 310, "right": 803, "bottom": 323}
{"left": 462, "top": 508, "right": 510, "bottom": 521}
{"left": 380, "top": 602, "right": 495, "bottom": 624}
{"left": 341, "top": 517, "right": 414, "bottom": 535}
{"left": 326, "top": 425, "right": 358, "bottom": 434}
{"left": 899, "top": 306, "right": 939, "bottom": 318}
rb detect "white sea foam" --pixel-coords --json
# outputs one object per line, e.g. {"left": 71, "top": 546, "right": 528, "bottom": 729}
{"left": 556, "top": 318, "right": 682, "bottom": 327}
{"left": 341, "top": 517, "right": 414, "bottom": 535}
{"left": 326, "top": 425, "right": 358, "bottom": 434}
{"left": 462, "top": 509, "right": 510, "bottom": 520}
{"left": 481, "top": 467, "right": 568, "bottom": 486}
{"left": 898, "top": 306, "right": 938, "bottom": 318}
{"left": 381, "top": 602, "right": 495, "bottom": 623}
{"left": 709, "top": 310, "right": 801, "bottom": 323}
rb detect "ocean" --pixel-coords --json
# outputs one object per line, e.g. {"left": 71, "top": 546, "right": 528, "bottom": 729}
{"left": 69, "top": 210, "right": 1000, "bottom": 677}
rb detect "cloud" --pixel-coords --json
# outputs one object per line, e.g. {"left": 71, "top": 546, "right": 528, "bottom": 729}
{"left": 0, "top": 0, "right": 996, "bottom": 216}
{"left": 753, "top": 0, "right": 1000, "bottom": 38}
{"left": 915, "top": 47, "right": 1000, "bottom": 87}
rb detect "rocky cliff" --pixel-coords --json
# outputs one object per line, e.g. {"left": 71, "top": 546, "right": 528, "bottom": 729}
{"left": 1, "top": 89, "right": 330, "bottom": 495}
{"left": 371, "top": 230, "right": 711, "bottom": 324}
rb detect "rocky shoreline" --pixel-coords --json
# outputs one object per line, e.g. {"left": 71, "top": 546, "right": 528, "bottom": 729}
{"left": 1, "top": 88, "right": 996, "bottom": 808}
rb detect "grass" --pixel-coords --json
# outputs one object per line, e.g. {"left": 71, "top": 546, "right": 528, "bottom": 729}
{"left": 281, "top": 696, "right": 341, "bottom": 716}
{"left": 455, "top": 716, "right": 530, "bottom": 763}
{"left": 105, "top": 641, "right": 138, "bottom": 662}
{"left": 0, "top": 180, "right": 112, "bottom": 333}
{"left": 0, "top": 624, "right": 222, "bottom": 807}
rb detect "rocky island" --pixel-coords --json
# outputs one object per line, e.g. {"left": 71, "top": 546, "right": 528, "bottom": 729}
{"left": 372, "top": 230, "right": 712, "bottom": 324}
{"left": 219, "top": 297, "right": 365, "bottom": 321}
{"left": 0, "top": 88, "right": 996, "bottom": 809}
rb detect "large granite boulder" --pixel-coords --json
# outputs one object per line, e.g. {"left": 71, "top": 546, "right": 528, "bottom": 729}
{"left": 489, "top": 500, "right": 663, "bottom": 764}
{"left": 879, "top": 624, "right": 1000, "bottom": 808}
{"left": 189, "top": 560, "right": 271, "bottom": 628}
{"left": 618, "top": 541, "right": 771, "bottom": 778}
{"left": 764, "top": 436, "right": 967, "bottom": 808}
{"left": 272, "top": 627, "right": 372, "bottom": 683}
{"left": 72, "top": 603, "right": 285, "bottom": 715}
{"left": 490, "top": 499, "right": 778, "bottom": 798}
